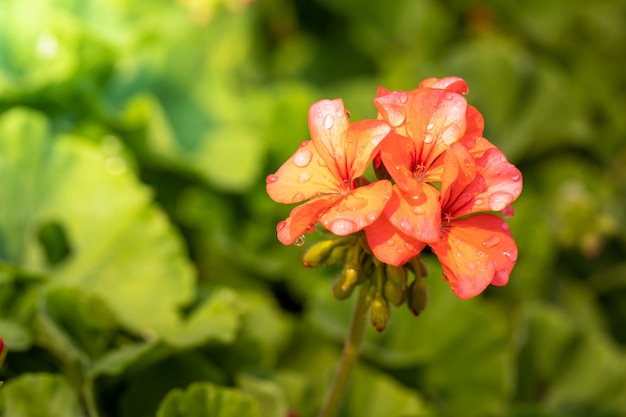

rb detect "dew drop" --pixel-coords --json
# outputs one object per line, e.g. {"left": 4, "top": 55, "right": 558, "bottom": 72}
{"left": 294, "top": 149, "right": 313, "bottom": 167}
{"left": 503, "top": 249, "right": 518, "bottom": 262}
{"left": 318, "top": 157, "right": 327, "bottom": 167}
{"left": 511, "top": 173, "right": 521, "bottom": 181}
{"left": 412, "top": 206, "right": 425, "bottom": 215}
{"left": 343, "top": 196, "right": 368, "bottom": 211}
{"left": 466, "top": 262, "right": 476, "bottom": 270}
{"left": 456, "top": 252, "right": 463, "bottom": 257}
{"left": 465, "top": 138, "right": 476, "bottom": 149}
{"left": 276, "top": 221, "right": 287, "bottom": 232}
{"left": 305, "top": 223, "right": 315, "bottom": 232}
{"left": 500, "top": 222, "right": 510, "bottom": 231}
{"left": 482, "top": 235, "right": 501, "bottom": 248}
{"left": 329, "top": 219, "right": 357, "bottom": 235}
{"left": 266, "top": 174, "right": 279, "bottom": 184}
{"left": 366, "top": 211, "right": 379, "bottom": 222}
{"left": 300, "top": 140, "right": 309, "bottom": 148}
{"left": 488, "top": 191, "right": 513, "bottom": 211}
{"left": 387, "top": 239, "right": 395, "bottom": 246}
{"left": 476, "top": 250, "right": 485, "bottom": 257}
{"left": 399, "top": 219, "right": 413, "bottom": 233}
{"left": 398, "top": 92, "right": 408, "bottom": 104}
{"left": 323, "top": 114, "right": 334, "bottom": 129}
{"left": 404, "top": 241, "right": 414, "bottom": 251}
{"left": 294, "top": 235, "right": 306, "bottom": 246}
{"left": 293, "top": 192, "right": 305, "bottom": 202}
{"left": 298, "top": 171, "right": 312, "bottom": 183}
{"left": 423, "top": 134, "right": 433, "bottom": 144}
{"left": 445, "top": 92, "right": 455, "bottom": 100}
{"left": 426, "top": 122, "right": 435, "bottom": 130}
{"left": 474, "top": 198, "right": 484, "bottom": 206}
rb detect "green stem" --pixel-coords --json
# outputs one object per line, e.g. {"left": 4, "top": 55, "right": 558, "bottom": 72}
{"left": 317, "top": 285, "right": 369, "bottom": 417}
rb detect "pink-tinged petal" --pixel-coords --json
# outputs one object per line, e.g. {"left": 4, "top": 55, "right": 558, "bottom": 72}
{"left": 385, "top": 184, "right": 441, "bottom": 243}
{"left": 419, "top": 76, "right": 469, "bottom": 95}
{"left": 376, "top": 86, "right": 392, "bottom": 97}
{"left": 276, "top": 195, "right": 342, "bottom": 245}
{"left": 461, "top": 104, "right": 485, "bottom": 139}
{"left": 346, "top": 120, "right": 391, "bottom": 180}
{"left": 266, "top": 140, "right": 341, "bottom": 204}
{"left": 443, "top": 143, "right": 523, "bottom": 218}
{"left": 440, "top": 142, "right": 478, "bottom": 212}
{"left": 374, "top": 90, "right": 410, "bottom": 129}
{"left": 405, "top": 88, "right": 468, "bottom": 168}
{"left": 379, "top": 133, "right": 419, "bottom": 191}
{"left": 308, "top": 99, "right": 351, "bottom": 181}
{"left": 430, "top": 214, "right": 517, "bottom": 299}
{"left": 365, "top": 214, "right": 426, "bottom": 266}
{"left": 320, "top": 180, "right": 392, "bottom": 235}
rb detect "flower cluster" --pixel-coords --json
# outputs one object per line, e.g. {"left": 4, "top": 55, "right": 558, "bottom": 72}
{"left": 266, "top": 77, "right": 522, "bottom": 307}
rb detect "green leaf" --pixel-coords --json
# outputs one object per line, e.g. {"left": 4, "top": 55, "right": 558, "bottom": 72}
{"left": 0, "top": 373, "right": 82, "bottom": 417}
{"left": 0, "top": 108, "right": 195, "bottom": 338}
{"left": 344, "top": 365, "right": 431, "bottom": 417}
{"left": 237, "top": 373, "right": 288, "bottom": 417}
{"left": 0, "top": 320, "right": 32, "bottom": 351}
{"left": 156, "top": 382, "right": 259, "bottom": 417}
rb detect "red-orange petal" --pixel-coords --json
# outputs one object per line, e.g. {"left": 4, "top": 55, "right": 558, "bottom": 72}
{"left": 365, "top": 214, "right": 426, "bottom": 266}
{"left": 266, "top": 140, "right": 341, "bottom": 204}
{"left": 405, "top": 88, "right": 468, "bottom": 168}
{"left": 430, "top": 214, "right": 517, "bottom": 299}
{"left": 442, "top": 142, "right": 523, "bottom": 218}
{"left": 346, "top": 119, "right": 391, "bottom": 180}
{"left": 379, "top": 132, "right": 418, "bottom": 191}
{"left": 385, "top": 184, "right": 441, "bottom": 243}
{"left": 308, "top": 99, "right": 351, "bottom": 181}
{"left": 419, "top": 76, "right": 469, "bottom": 95}
{"left": 276, "top": 195, "right": 342, "bottom": 245}
{"left": 320, "top": 180, "right": 392, "bottom": 236}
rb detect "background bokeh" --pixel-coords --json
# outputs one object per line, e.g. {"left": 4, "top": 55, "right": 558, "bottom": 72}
{"left": 1, "top": 0, "right": 625, "bottom": 416}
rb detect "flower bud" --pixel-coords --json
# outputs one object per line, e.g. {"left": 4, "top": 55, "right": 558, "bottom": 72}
{"left": 408, "top": 256, "right": 429, "bottom": 278}
{"left": 407, "top": 275, "right": 428, "bottom": 316}
{"left": 302, "top": 240, "right": 338, "bottom": 267}
{"left": 383, "top": 264, "right": 407, "bottom": 306}
{"left": 333, "top": 266, "right": 359, "bottom": 300}
{"left": 369, "top": 296, "right": 391, "bottom": 332}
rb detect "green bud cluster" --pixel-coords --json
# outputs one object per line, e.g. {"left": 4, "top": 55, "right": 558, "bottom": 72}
{"left": 302, "top": 235, "right": 430, "bottom": 332}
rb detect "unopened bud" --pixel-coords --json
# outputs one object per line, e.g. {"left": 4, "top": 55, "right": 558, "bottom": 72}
{"left": 369, "top": 296, "right": 391, "bottom": 332}
{"left": 302, "top": 240, "right": 338, "bottom": 267}
{"left": 408, "top": 256, "right": 428, "bottom": 279}
{"left": 333, "top": 266, "right": 359, "bottom": 300}
{"left": 407, "top": 275, "right": 428, "bottom": 316}
{"left": 326, "top": 243, "right": 349, "bottom": 266}
{"left": 384, "top": 278, "right": 406, "bottom": 307}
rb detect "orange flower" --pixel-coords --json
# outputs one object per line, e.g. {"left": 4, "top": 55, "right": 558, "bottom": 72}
{"left": 266, "top": 99, "right": 392, "bottom": 245}
{"left": 429, "top": 138, "right": 523, "bottom": 298}
{"left": 365, "top": 78, "right": 482, "bottom": 264}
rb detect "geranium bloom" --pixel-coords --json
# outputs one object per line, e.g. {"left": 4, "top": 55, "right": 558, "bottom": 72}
{"left": 266, "top": 99, "right": 392, "bottom": 245}
{"left": 428, "top": 137, "right": 523, "bottom": 298}
{"left": 365, "top": 78, "right": 483, "bottom": 264}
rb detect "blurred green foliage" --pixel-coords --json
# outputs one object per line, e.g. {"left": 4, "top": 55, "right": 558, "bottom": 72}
{"left": 1, "top": 0, "right": 625, "bottom": 416}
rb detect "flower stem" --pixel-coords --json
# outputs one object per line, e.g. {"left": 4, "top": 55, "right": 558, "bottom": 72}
{"left": 317, "top": 285, "right": 369, "bottom": 417}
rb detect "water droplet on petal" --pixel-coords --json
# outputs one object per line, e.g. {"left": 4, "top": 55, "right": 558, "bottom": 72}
{"left": 511, "top": 173, "right": 521, "bottom": 181}
{"left": 474, "top": 198, "right": 484, "bottom": 206}
{"left": 398, "top": 92, "right": 408, "bottom": 104}
{"left": 266, "top": 174, "right": 279, "bottom": 184}
{"left": 294, "top": 235, "right": 306, "bottom": 246}
{"left": 323, "top": 114, "right": 334, "bottom": 129}
{"left": 482, "top": 235, "right": 501, "bottom": 248}
{"left": 318, "top": 157, "right": 327, "bottom": 167}
{"left": 305, "top": 223, "right": 315, "bottom": 232}
{"left": 399, "top": 219, "right": 413, "bottom": 233}
{"left": 423, "top": 134, "right": 433, "bottom": 144}
{"left": 503, "top": 248, "right": 518, "bottom": 262}
{"left": 276, "top": 221, "right": 287, "bottom": 232}
{"left": 329, "top": 219, "right": 357, "bottom": 235}
{"left": 445, "top": 92, "right": 455, "bottom": 100}
{"left": 426, "top": 122, "right": 435, "bottom": 130}
{"left": 300, "top": 140, "right": 309, "bottom": 148}
{"left": 294, "top": 149, "right": 313, "bottom": 167}
{"left": 456, "top": 251, "right": 463, "bottom": 257}
{"left": 298, "top": 171, "right": 312, "bottom": 183}
{"left": 343, "top": 196, "right": 368, "bottom": 211}
{"left": 500, "top": 222, "right": 510, "bottom": 231}
{"left": 466, "top": 262, "right": 476, "bottom": 270}
{"left": 293, "top": 192, "right": 305, "bottom": 202}
{"left": 412, "top": 206, "right": 425, "bottom": 215}
{"left": 366, "top": 211, "right": 379, "bottom": 222}
{"left": 387, "top": 239, "right": 395, "bottom": 246}
{"left": 488, "top": 191, "right": 514, "bottom": 211}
